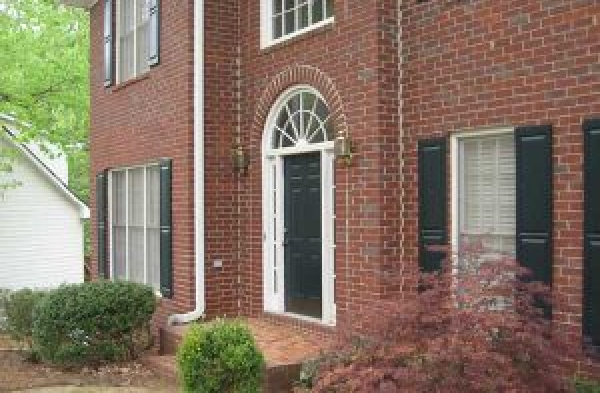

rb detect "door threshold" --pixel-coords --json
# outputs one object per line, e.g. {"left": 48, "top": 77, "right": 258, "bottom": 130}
{"left": 265, "top": 310, "right": 335, "bottom": 327}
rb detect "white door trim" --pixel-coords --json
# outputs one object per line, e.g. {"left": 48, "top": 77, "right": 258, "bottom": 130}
{"left": 262, "top": 86, "right": 336, "bottom": 326}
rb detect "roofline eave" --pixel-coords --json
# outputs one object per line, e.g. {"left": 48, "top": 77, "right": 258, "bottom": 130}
{"left": 59, "top": 0, "right": 97, "bottom": 10}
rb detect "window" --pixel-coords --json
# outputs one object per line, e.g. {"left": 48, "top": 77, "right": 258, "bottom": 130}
{"left": 110, "top": 164, "right": 161, "bottom": 291}
{"left": 271, "top": 89, "right": 333, "bottom": 149}
{"left": 118, "top": 0, "right": 150, "bottom": 82}
{"left": 458, "top": 133, "right": 516, "bottom": 259}
{"left": 262, "top": 0, "right": 334, "bottom": 46}
{"left": 104, "top": 0, "right": 159, "bottom": 86}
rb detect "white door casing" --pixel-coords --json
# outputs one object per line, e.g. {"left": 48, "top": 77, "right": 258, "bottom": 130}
{"left": 262, "top": 85, "right": 336, "bottom": 326}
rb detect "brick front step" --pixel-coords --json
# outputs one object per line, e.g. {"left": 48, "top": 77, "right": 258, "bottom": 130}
{"left": 142, "top": 354, "right": 303, "bottom": 393}
{"left": 151, "top": 317, "right": 334, "bottom": 392}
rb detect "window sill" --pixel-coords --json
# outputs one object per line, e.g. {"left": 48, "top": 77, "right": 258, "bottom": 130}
{"left": 261, "top": 18, "right": 335, "bottom": 53}
{"left": 110, "top": 71, "right": 151, "bottom": 92}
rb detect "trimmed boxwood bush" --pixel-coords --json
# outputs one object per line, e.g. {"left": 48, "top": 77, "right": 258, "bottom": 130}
{"left": 32, "top": 281, "right": 156, "bottom": 368}
{"left": 177, "top": 319, "right": 265, "bottom": 393}
{"left": 1, "top": 288, "right": 46, "bottom": 352}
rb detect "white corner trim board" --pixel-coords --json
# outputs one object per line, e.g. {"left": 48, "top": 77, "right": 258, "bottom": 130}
{"left": 167, "top": 0, "right": 205, "bottom": 325}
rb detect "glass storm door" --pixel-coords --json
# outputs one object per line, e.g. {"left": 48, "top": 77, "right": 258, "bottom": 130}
{"left": 283, "top": 152, "right": 323, "bottom": 319}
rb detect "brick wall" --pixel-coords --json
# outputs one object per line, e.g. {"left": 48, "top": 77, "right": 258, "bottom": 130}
{"left": 401, "top": 0, "right": 600, "bottom": 366}
{"left": 87, "top": 0, "right": 600, "bottom": 374}
{"left": 236, "top": 0, "right": 401, "bottom": 327}
{"left": 89, "top": 0, "right": 196, "bottom": 325}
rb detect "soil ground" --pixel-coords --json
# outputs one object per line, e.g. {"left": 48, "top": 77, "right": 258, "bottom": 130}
{"left": 0, "top": 336, "right": 177, "bottom": 393}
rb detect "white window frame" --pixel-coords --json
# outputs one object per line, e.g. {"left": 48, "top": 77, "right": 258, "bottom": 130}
{"left": 108, "top": 162, "right": 161, "bottom": 292}
{"left": 451, "top": 127, "right": 516, "bottom": 264}
{"left": 115, "top": 0, "right": 150, "bottom": 84}
{"left": 260, "top": 0, "right": 334, "bottom": 49}
{"left": 262, "top": 85, "right": 336, "bottom": 326}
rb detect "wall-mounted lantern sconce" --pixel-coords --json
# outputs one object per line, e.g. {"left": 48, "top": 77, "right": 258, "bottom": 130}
{"left": 334, "top": 131, "right": 354, "bottom": 165}
{"left": 231, "top": 137, "right": 249, "bottom": 175}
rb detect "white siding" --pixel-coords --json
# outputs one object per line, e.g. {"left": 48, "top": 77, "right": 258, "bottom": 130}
{"left": 24, "top": 142, "right": 69, "bottom": 185}
{"left": 0, "top": 138, "right": 84, "bottom": 290}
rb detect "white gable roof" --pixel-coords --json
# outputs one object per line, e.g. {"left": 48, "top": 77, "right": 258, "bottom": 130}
{"left": 1, "top": 120, "right": 90, "bottom": 219}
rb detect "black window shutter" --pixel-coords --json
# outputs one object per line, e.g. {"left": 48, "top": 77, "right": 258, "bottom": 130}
{"left": 96, "top": 170, "right": 109, "bottom": 279}
{"left": 148, "top": 0, "right": 160, "bottom": 67}
{"left": 584, "top": 118, "right": 600, "bottom": 345}
{"left": 515, "top": 125, "right": 553, "bottom": 287}
{"left": 159, "top": 159, "right": 173, "bottom": 298}
{"left": 418, "top": 138, "right": 448, "bottom": 272}
{"left": 103, "top": 0, "right": 113, "bottom": 87}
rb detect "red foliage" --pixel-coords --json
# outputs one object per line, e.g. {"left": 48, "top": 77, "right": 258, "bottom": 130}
{"left": 312, "top": 247, "right": 581, "bottom": 392}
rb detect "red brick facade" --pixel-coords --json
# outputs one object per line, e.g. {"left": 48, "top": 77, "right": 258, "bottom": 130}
{"left": 401, "top": 0, "right": 600, "bottom": 355}
{"left": 88, "top": 0, "right": 600, "bottom": 365}
{"left": 89, "top": 0, "right": 196, "bottom": 326}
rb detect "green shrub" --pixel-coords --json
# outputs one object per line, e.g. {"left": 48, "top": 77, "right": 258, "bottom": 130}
{"left": 177, "top": 319, "right": 265, "bottom": 393}
{"left": 1, "top": 288, "right": 46, "bottom": 351}
{"left": 32, "top": 281, "right": 156, "bottom": 368}
{"left": 575, "top": 377, "right": 600, "bottom": 393}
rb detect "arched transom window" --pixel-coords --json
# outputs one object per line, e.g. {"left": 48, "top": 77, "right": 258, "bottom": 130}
{"left": 271, "top": 89, "right": 333, "bottom": 150}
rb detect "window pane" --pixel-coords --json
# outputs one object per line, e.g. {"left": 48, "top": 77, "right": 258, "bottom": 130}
{"left": 312, "top": 0, "right": 323, "bottom": 23}
{"left": 112, "top": 171, "right": 127, "bottom": 280}
{"left": 288, "top": 94, "right": 300, "bottom": 113}
{"left": 283, "top": 123, "right": 296, "bottom": 147}
{"left": 298, "top": 4, "right": 309, "bottom": 29}
{"left": 146, "top": 166, "right": 161, "bottom": 291}
{"left": 136, "top": 0, "right": 150, "bottom": 75}
{"left": 314, "top": 98, "right": 329, "bottom": 122}
{"left": 460, "top": 134, "right": 516, "bottom": 257}
{"left": 284, "top": 0, "right": 295, "bottom": 11}
{"left": 273, "top": 0, "right": 282, "bottom": 14}
{"left": 325, "top": 0, "right": 334, "bottom": 18}
{"left": 284, "top": 10, "right": 295, "bottom": 34}
{"left": 128, "top": 168, "right": 145, "bottom": 284}
{"left": 119, "top": 0, "right": 135, "bottom": 81}
{"left": 273, "top": 15, "right": 283, "bottom": 39}
{"left": 302, "top": 92, "right": 316, "bottom": 112}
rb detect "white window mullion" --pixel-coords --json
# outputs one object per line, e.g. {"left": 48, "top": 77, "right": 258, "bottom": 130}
{"left": 116, "top": 0, "right": 121, "bottom": 84}
{"left": 125, "top": 169, "right": 130, "bottom": 281}
{"left": 108, "top": 173, "right": 114, "bottom": 278}
{"left": 132, "top": 0, "right": 137, "bottom": 75}
{"left": 143, "top": 166, "right": 148, "bottom": 285}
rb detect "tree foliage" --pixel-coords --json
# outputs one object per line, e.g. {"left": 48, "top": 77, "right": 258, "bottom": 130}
{"left": 309, "top": 246, "right": 582, "bottom": 392}
{"left": 0, "top": 0, "right": 89, "bottom": 201}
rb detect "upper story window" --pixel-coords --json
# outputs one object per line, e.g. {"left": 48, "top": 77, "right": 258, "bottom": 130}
{"left": 103, "top": 0, "right": 160, "bottom": 87}
{"left": 262, "top": 0, "right": 334, "bottom": 47}
{"left": 118, "top": 0, "right": 150, "bottom": 82}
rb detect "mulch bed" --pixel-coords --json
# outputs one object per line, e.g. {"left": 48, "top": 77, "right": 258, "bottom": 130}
{"left": 0, "top": 336, "right": 176, "bottom": 393}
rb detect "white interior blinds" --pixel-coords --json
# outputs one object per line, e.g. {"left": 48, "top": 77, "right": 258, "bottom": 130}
{"left": 110, "top": 165, "right": 160, "bottom": 291}
{"left": 460, "top": 133, "right": 516, "bottom": 257}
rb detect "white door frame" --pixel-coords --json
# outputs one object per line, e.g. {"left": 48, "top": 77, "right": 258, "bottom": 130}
{"left": 262, "top": 86, "right": 336, "bottom": 326}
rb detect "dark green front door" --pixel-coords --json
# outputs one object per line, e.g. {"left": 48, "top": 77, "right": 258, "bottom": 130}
{"left": 284, "top": 152, "right": 322, "bottom": 319}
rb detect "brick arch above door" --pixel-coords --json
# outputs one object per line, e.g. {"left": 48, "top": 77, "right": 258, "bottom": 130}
{"left": 251, "top": 64, "right": 349, "bottom": 140}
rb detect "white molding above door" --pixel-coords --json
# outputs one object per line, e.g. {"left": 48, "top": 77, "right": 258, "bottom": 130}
{"left": 262, "top": 85, "right": 336, "bottom": 326}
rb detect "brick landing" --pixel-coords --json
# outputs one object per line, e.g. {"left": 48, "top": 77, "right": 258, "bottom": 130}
{"left": 143, "top": 317, "right": 335, "bottom": 392}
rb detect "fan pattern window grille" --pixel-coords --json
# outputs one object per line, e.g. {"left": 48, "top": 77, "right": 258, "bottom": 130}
{"left": 272, "top": 90, "right": 333, "bottom": 149}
